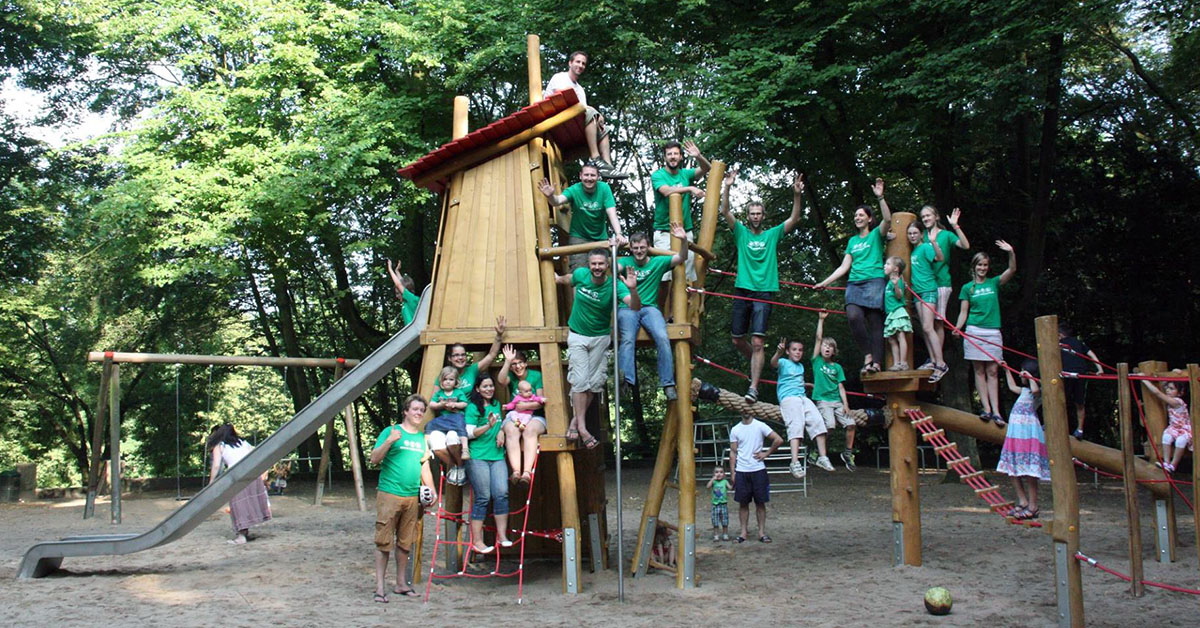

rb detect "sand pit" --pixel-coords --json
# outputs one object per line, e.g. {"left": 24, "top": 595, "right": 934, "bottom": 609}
{"left": 0, "top": 467, "right": 1195, "bottom": 626}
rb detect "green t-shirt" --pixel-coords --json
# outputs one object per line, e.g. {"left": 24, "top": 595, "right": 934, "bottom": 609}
{"left": 651, "top": 167, "right": 697, "bottom": 231}
{"left": 811, "top": 355, "right": 846, "bottom": 403}
{"left": 455, "top": 363, "right": 479, "bottom": 394}
{"left": 845, "top": 224, "right": 887, "bottom": 282}
{"left": 400, "top": 289, "right": 421, "bottom": 326}
{"left": 958, "top": 276, "right": 1002, "bottom": 329}
{"left": 465, "top": 399, "right": 504, "bottom": 461}
{"left": 430, "top": 388, "right": 469, "bottom": 416}
{"left": 884, "top": 277, "right": 907, "bottom": 313}
{"left": 924, "top": 230, "right": 960, "bottom": 287}
{"left": 617, "top": 255, "right": 674, "bottom": 309}
{"left": 563, "top": 181, "right": 616, "bottom": 242}
{"left": 733, "top": 222, "right": 786, "bottom": 292}
{"left": 711, "top": 478, "right": 730, "bottom": 505}
{"left": 568, "top": 267, "right": 631, "bottom": 336}
{"left": 909, "top": 242, "right": 938, "bottom": 295}
{"left": 374, "top": 425, "right": 426, "bottom": 497}
{"left": 508, "top": 368, "right": 544, "bottom": 397}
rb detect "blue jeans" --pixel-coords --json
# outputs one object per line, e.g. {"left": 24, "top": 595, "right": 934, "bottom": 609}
{"left": 465, "top": 458, "right": 509, "bottom": 520}
{"left": 617, "top": 306, "right": 674, "bottom": 388}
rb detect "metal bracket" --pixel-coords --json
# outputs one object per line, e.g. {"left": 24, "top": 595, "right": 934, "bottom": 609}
{"left": 1155, "top": 500, "right": 1170, "bottom": 563}
{"left": 587, "top": 513, "right": 603, "bottom": 573}
{"left": 680, "top": 523, "right": 696, "bottom": 588}
{"left": 635, "top": 516, "right": 656, "bottom": 576}
{"left": 1054, "top": 542, "right": 1071, "bottom": 627}
{"left": 892, "top": 522, "right": 904, "bottom": 567}
{"left": 564, "top": 528, "right": 578, "bottom": 594}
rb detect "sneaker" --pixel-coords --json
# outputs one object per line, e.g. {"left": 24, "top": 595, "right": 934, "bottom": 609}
{"left": 744, "top": 387, "right": 758, "bottom": 404}
{"left": 595, "top": 159, "right": 630, "bottom": 180}
{"left": 664, "top": 385, "right": 678, "bottom": 401}
{"left": 721, "top": 533, "right": 730, "bottom": 541}
{"left": 1071, "top": 429, "right": 1083, "bottom": 439}
{"left": 807, "top": 450, "right": 819, "bottom": 465}
{"left": 1164, "top": 463, "right": 1176, "bottom": 474}
{"left": 840, "top": 450, "right": 857, "bottom": 472}
{"left": 447, "top": 466, "right": 467, "bottom": 486}
{"left": 815, "top": 456, "right": 835, "bottom": 472}
{"left": 789, "top": 461, "right": 806, "bottom": 479}
{"left": 713, "top": 534, "right": 721, "bottom": 542}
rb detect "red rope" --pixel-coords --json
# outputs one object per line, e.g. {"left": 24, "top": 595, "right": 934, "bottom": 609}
{"left": 693, "top": 355, "right": 880, "bottom": 399}
{"left": 1072, "top": 458, "right": 1193, "bottom": 486}
{"left": 689, "top": 287, "right": 845, "bottom": 315}
{"left": 907, "top": 288, "right": 1034, "bottom": 381}
{"left": 1076, "top": 552, "right": 1200, "bottom": 595}
{"left": 1064, "top": 372, "right": 1194, "bottom": 382}
{"left": 708, "top": 267, "right": 846, "bottom": 291}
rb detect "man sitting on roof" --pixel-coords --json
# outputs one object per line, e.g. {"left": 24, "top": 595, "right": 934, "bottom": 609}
{"left": 545, "top": 50, "right": 628, "bottom": 181}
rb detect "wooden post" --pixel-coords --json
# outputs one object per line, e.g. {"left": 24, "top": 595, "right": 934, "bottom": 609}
{"left": 631, "top": 404, "right": 679, "bottom": 575}
{"left": 109, "top": 364, "right": 121, "bottom": 524}
{"left": 84, "top": 357, "right": 113, "bottom": 519}
{"left": 668, "top": 193, "right": 697, "bottom": 588}
{"left": 453, "top": 96, "right": 469, "bottom": 141}
{"left": 337, "top": 365, "right": 368, "bottom": 511}
{"left": 1117, "top": 363, "right": 1144, "bottom": 596}
{"left": 692, "top": 161, "right": 725, "bottom": 284}
{"left": 1035, "top": 315, "right": 1083, "bottom": 628}
{"left": 313, "top": 366, "right": 340, "bottom": 506}
{"left": 529, "top": 138, "right": 561, "bottom": 327}
{"left": 527, "top": 34, "right": 542, "bottom": 105}
{"left": 1189, "top": 363, "right": 1200, "bottom": 582}
{"left": 885, "top": 212, "right": 916, "bottom": 369}
{"left": 1138, "top": 359, "right": 1175, "bottom": 562}
{"left": 887, "top": 392, "right": 921, "bottom": 566}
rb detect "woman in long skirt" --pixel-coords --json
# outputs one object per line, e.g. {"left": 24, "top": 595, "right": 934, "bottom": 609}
{"left": 208, "top": 423, "right": 272, "bottom": 544}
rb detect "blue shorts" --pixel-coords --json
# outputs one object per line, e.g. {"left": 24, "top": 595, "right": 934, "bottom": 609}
{"left": 731, "top": 289, "right": 773, "bottom": 338}
{"left": 425, "top": 412, "right": 467, "bottom": 435}
{"left": 711, "top": 503, "right": 729, "bottom": 528}
{"left": 733, "top": 468, "right": 770, "bottom": 505}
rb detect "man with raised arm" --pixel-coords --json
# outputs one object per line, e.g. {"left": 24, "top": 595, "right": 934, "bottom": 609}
{"left": 651, "top": 140, "right": 711, "bottom": 288}
{"left": 539, "top": 163, "right": 627, "bottom": 269}
{"left": 544, "top": 50, "right": 628, "bottom": 180}
{"left": 554, "top": 249, "right": 640, "bottom": 449}
{"left": 719, "top": 169, "right": 806, "bottom": 403}
{"left": 616, "top": 222, "right": 689, "bottom": 401}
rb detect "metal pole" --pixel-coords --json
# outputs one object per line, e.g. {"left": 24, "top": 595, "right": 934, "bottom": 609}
{"left": 175, "top": 367, "right": 182, "bottom": 501}
{"left": 611, "top": 242, "right": 625, "bottom": 602}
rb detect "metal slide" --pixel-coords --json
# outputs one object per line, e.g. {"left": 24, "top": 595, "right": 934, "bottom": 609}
{"left": 17, "top": 287, "right": 431, "bottom": 579}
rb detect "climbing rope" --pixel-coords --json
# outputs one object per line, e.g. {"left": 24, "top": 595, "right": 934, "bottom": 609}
{"left": 1075, "top": 552, "right": 1200, "bottom": 595}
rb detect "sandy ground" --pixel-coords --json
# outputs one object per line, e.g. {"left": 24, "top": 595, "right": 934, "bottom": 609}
{"left": 0, "top": 465, "right": 1196, "bottom": 627}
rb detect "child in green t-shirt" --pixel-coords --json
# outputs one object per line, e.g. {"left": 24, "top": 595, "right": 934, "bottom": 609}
{"left": 427, "top": 366, "right": 470, "bottom": 486}
{"left": 706, "top": 466, "right": 731, "bottom": 541}
{"left": 883, "top": 256, "right": 913, "bottom": 371}
{"left": 813, "top": 311, "right": 857, "bottom": 470}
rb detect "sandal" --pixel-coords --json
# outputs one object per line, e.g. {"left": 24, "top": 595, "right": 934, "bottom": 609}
{"left": 582, "top": 435, "right": 599, "bottom": 450}
{"left": 565, "top": 428, "right": 580, "bottom": 442}
{"left": 392, "top": 588, "right": 419, "bottom": 598}
{"left": 1019, "top": 508, "right": 1040, "bottom": 520}
{"left": 759, "top": 535, "right": 772, "bottom": 543}
{"left": 928, "top": 363, "right": 949, "bottom": 383}
{"left": 520, "top": 471, "right": 533, "bottom": 483}
{"left": 373, "top": 592, "right": 389, "bottom": 604}
{"left": 735, "top": 536, "right": 747, "bottom": 544}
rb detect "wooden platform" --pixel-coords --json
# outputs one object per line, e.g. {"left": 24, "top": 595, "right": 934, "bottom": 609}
{"left": 860, "top": 368, "right": 937, "bottom": 394}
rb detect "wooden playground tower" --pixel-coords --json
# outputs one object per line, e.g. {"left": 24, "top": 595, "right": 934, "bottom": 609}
{"left": 397, "top": 35, "right": 721, "bottom": 592}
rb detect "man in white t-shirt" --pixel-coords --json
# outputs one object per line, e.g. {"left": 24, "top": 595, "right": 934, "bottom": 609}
{"left": 728, "top": 415, "right": 783, "bottom": 544}
{"left": 544, "top": 50, "right": 627, "bottom": 180}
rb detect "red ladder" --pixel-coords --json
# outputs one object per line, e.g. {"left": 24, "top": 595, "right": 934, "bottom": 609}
{"left": 905, "top": 409, "right": 1042, "bottom": 528}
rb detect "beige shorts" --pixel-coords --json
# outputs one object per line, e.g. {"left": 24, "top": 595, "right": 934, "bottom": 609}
{"left": 584, "top": 106, "right": 608, "bottom": 140}
{"left": 817, "top": 400, "right": 854, "bottom": 429}
{"left": 781, "top": 396, "right": 826, "bottom": 440}
{"left": 936, "top": 286, "right": 953, "bottom": 319}
{"left": 567, "top": 331, "right": 610, "bottom": 394}
{"left": 653, "top": 229, "right": 696, "bottom": 282}
{"left": 374, "top": 491, "right": 421, "bottom": 552}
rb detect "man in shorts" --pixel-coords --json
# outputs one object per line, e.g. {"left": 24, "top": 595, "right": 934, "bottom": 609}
{"left": 729, "top": 414, "right": 783, "bottom": 543}
{"left": 539, "top": 164, "right": 627, "bottom": 269}
{"left": 1059, "top": 322, "right": 1103, "bottom": 439}
{"left": 369, "top": 394, "right": 435, "bottom": 602}
{"left": 651, "top": 140, "right": 711, "bottom": 289}
{"left": 544, "top": 51, "right": 628, "bottom": 180}
{"left": 555, "top": 249, "right": 639, "bottom": 449}
{"left": 719, "top": 169, "right": 806, "bottom": 403}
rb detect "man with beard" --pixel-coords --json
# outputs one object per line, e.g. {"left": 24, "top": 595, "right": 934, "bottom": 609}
{"left": 616, "top": 223, "right": 689, "bottom": 401}
{"left": 539, "top": 163, "right": 626, "bottom": 269}
{"left": 651, "top": 140, "right": 711, "bottom": 290}
{"left": 555, "top": 249, "right": 640, "bottom": 449}
{"left": 719, "top": 169, "right": 806, "bottom": 403}
{"left": 544, "top": 50, "right": 628, "bottom": 180}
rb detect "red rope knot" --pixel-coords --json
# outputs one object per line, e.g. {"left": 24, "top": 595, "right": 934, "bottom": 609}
{"left": 336, "top": 357, "right": 346, "bottom": 364}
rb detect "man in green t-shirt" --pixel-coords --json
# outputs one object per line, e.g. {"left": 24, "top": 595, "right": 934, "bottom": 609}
{"left": 386, "top": 259, "right": 422, "bottom": 326}
{"left": 616, "top": 224, "right": 689, "bottom": 401}
{"left": 651, "top": 140, "right": 711, "bottom": 289}
{"left": 539, "top": 163, "right": 627, "bottom": 269}
{"left": 445, "top": 315, "right": 506, "bottom": 395}
{"left": 554, "top": 249, "right": 639, "bottom": 449}
{"left": 719, "top": 169, "right": 806, "bottom": 403}
{"left": 369, "top": 394, "right": 435, "bottom": 602}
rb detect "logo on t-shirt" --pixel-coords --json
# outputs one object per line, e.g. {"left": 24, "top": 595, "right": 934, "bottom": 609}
{"left": 577, "top": 284, "right": 605, "bottom": 304}
{"left": 822, "top": 364, "right": 839, "bottom": 378}
{"left": 849, "top": 240, "right": 871, "bottom": 255}
{"left": 747, "top": 240, "right": 767, "bottom": 252}
{"left": 972, "top": 285, "right": 995, "bottom": 298}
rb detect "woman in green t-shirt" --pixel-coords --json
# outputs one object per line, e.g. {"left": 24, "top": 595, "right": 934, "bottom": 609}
{"left": 814, "top": 178, "right": 893, "bottom": 375}
{"left": 464, "top": 373, "right": 512, "bottom": 553}
{"left": 497, "top": 345, "right": 546, "bottom": 484}
{"left": 953, "top": 240, "right": 1016, "bottom": 423}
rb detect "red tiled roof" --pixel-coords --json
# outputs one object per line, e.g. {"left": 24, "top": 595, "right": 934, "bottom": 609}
{"left": 398, "top": 90, "right": 586, "bottom": 191}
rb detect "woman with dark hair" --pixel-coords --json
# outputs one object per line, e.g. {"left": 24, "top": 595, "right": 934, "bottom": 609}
{"left": 815, "top": 178, "right": 893, "bottom": 375}
{"left": 463, "top": 373, "right": 511, "bottom": 553}
{"left": 207, "top": 423, "right": 272, "bottom": 545}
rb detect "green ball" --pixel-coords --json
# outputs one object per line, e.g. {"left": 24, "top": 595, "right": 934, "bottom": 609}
{"left": 924, "top": 586, "right": 953, "bottom": 615}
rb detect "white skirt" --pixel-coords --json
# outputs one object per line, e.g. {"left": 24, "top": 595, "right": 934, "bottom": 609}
{"left": 963, "top": 325, "right": 1003, "bottom": 363}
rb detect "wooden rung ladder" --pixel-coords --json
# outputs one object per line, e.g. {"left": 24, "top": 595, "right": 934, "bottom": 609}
{"left": 933, "top": 442, "right": 958, "bottom": 455}
{"left": 974, "top": 486, "right": 1000, "bottom": 496}
{"left": 921, "top": 428, "right": 945, "bottom": 441}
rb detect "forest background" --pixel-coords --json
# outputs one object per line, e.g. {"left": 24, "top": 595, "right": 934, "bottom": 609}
{"left": 2, "top": 0, "right": 1197, "bottom": 486}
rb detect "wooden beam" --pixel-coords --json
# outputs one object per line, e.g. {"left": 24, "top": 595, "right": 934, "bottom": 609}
{"left": 336, "top": 366, "right": 368, "bottom": 512}
{"left": 453, "top": 96, "right": 469, "bottom": 140}
{"left": 527, "top": 35, "right": 543, "bottom": 105}
{"left": 1190, "top": 363, "right": 1200, "bottom": 584}
{"left": 83, "top": 357, "right": 113, "bottom": 520}
{"left": 692, "top": 161, "right": 725, "bottom": 282}
{"left": 631, "top": 404, "right": 678, "bottom": 576}
{"left": 414, "top": 103, "right": 586, "bottom": 189}
{"left": 421, "top": 327, "right": 568, "bottom": 346}
{"left": 1117, "top": 363, "right": 1144, "bottom": 596}
{"left": 86, "top": 351, "right": 358, "bottom": 368}
{"left": 885, "top": 212, "right": 917, "bottom": 369}
{"left": 888, "top": 392, "right": 921, "bottom": 566}
{"left": 861, "top": 371, "right": 936, "bottom": 394}
{"left": 557, "top": 451, "right": 581, "bottom": 593}
{"left": 1036, "top": 315, "right": 1083, "bottom": 627}
{"left": 108, "top": 364, "right": 121, "bottom": 524}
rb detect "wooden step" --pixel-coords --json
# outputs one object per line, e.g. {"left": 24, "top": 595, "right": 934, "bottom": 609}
{"left": 973, "top": 486, "right": 1000, "bottom": 495}
{"left": 960, "top": 470, "right": 986, "bottom": 481}
{"left": 945, "top": 456, "right": 970, "bottom": 469}
{"left": 920, "top": 428, "right": 946, "bottom": 441}
{"left": 933, "top": 442, "right": 958, "bottom": 454}
{"left": 989, "top": 501, "right": 1014, "bottom": 512}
